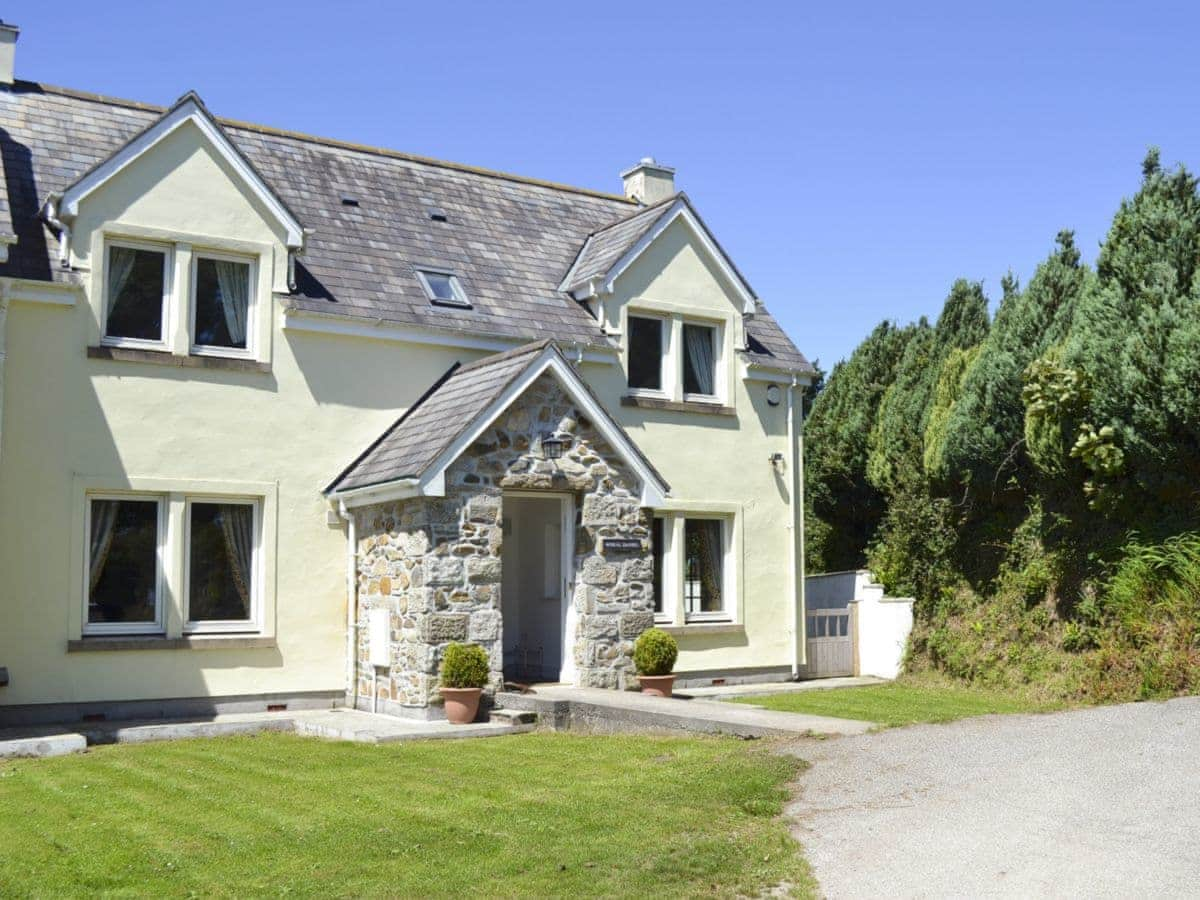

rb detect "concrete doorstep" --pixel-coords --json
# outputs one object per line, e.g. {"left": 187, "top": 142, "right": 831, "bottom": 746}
{"left": 0, "top": 707, "right": 536, "bottom": 759}
{"left": 681, "top": 675, "right": 887, "bottom": 701}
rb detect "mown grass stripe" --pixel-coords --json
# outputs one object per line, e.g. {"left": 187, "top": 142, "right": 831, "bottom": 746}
{"left": 0, "top": 732, "right": 814, "bottom": 898}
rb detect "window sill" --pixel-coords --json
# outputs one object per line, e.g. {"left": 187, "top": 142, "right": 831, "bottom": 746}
{"left": 620, "top": 395, "right": 735, "bottom": 416}
{"left": 87, "top": 345, "right": 270, "bottom": 374}
{"left": 659, "top": 623, "right": 744, "bottom": 637}
{"left": 68, "top": 635, "right": 275, "bottom": 653}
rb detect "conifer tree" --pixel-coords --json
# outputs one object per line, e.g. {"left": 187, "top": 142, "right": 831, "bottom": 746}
{"left": 867, "top": 280, "right": 990, "bottom": 496}
{"left": 932, "top": 233, "right": 1089, "bottom": 498}
{"left": 804, "top": 321, "right": 914, "bottom": 570}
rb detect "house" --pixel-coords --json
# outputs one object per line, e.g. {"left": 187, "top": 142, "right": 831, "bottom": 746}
{"left": 0, "top": 24, "right": 815, "bottom": 724}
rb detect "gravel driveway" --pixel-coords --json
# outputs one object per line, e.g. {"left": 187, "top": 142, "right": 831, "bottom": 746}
{"left": 785, "top": 696, "right": 1200, "bottom": 898}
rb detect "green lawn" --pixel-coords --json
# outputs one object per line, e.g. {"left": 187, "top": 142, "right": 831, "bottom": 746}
{"left": 731, "top": 680, "right": 1060, "bottom": 727}
{"left": 0, "top": 732, "right": 814, "bottom": 898}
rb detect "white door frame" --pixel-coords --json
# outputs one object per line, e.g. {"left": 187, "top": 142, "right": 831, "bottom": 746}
{"left": 503, "top": 491, "right": 577, "bottom": 684}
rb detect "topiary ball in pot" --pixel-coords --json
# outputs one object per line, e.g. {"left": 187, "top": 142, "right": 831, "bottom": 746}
{"left": 633, "top": 627, "right": 678, "bottom": 697}
{"left": 439, "top": 642, "right": 491, "bottom": 724}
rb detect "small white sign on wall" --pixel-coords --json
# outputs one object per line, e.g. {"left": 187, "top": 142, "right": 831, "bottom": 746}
{"left": 368, "top": 607, "right": 391, "bottom": 669}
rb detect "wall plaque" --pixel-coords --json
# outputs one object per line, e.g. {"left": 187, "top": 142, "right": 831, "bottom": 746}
{"left": 602, "top": 538, "right": 643, "bottom": 553}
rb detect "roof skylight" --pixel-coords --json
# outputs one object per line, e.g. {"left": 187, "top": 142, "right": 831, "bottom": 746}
{"left": 417, "top": 269, "right": 470, "bottom": 308}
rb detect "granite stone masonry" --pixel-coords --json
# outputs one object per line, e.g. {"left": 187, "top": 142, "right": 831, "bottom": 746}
{"left": 353, "top": 374, "right": 654, "bottom": 716}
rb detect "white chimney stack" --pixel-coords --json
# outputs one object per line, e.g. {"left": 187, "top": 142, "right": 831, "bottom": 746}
{"left": 0, "top": 22, "right": 18, "bottom": 85}
{"left": 620, "top": 157, "right": 676, "bottom": 205}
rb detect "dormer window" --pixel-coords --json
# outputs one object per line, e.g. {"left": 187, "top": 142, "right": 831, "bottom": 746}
{"left": 624, "top": 309, "right": 726, "bottom": 408}
{"left": 192, "top": 253, "right": 253, "bottom": 354}
{"left": 98, "top": 236, "right": 264, "bottom": 365}
{"left": 417, "top": 269, "right": 470, "bottom": 308}
{"left": 103, "top": 241, "right": 170, "bottom": 346}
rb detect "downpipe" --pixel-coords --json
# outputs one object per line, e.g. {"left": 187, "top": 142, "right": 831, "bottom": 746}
{"left": 339, "top": 504, "right": 359, "bottom": 711}
{"left": 788, "top": 375, "right": 808, "bottom": 679}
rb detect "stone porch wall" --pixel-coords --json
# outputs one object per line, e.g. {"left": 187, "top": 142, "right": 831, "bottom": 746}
{"left": 353, "top": 374, "right": 654, "bottom": 715}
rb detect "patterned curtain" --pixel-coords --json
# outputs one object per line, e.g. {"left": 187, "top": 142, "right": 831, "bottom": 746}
{"left": 213, "top": 261, "right": 249, "bottom": 346}
{"left": 106, "top": 247, "right": 137, "bottom": 319}
{"left": 218, "top": 504, "right": 254, "bottom": 605}
{"left": 88, "top": 500, "right": 119, "bottom": 594}
{"left": 699, "top": 520, "right": 723, "bottom": 611}
{"left": 684, "top": 325, "right": 715, "bottom": 394}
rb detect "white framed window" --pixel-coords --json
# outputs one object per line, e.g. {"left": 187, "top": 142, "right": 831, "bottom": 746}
{"left": 651, "top": 516, "right": 669, "bottom": 622}
{"left": 682, "top": 517, "right": 730, "bottom": 621}
{"left": 624, "top": 309, "right": 726, "bottom": 405}
{"left": 184, "top": 498, "right": 261, "bottom": 633}
{"left": 416, "top": 268, "right": 471, "bottom": 308}
{"left": 92, "top": 230, "right": 272, "bottom": 366}
{"left": 80, "top": 487, "right": 269, "bottom": 640}
{"left": 650, "top": 510, "right": 737, "bottom": 625}
{"left": 72, "top": 477, "right": 277, "bottom": 643}
{"left": 84, "top": 494, "right": 166, "bottom": 635}
{"left": 190, "top": 250, "right": 255, "bottom": 357}
{"left": 102, "top": 240, "right": 171, "bottom": 349}
{"left": 627, "top": 314, "right": 667, "bottom": 394}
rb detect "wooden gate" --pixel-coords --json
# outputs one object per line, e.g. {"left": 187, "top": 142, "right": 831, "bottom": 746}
{"left": 804, "top": 606, "right": 854, "bottom": 678}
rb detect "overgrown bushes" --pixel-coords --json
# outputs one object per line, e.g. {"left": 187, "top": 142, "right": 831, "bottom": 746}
{"left": 806, "top": 152, "right": 1200, "bottom": 703}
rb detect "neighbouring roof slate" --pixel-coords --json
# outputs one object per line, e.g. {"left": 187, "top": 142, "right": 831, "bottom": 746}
{"left": 0, "top": 81, "right": 811, "bottom": 371}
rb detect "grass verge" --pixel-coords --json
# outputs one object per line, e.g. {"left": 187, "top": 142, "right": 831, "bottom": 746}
{"left": 0, "top": 731, "right": 815, "bottom": 898}
{"left": 730, "top": 676, "right": 1062, "bottom": 727}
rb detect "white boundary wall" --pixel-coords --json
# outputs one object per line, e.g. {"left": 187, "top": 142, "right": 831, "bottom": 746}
{"left": 805, "top": 571, "right": 914, "bottom": 679}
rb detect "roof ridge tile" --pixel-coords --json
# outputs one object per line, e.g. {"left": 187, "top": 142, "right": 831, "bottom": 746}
{"left": 15, "top": 81, "right": 636, "bottom": 205}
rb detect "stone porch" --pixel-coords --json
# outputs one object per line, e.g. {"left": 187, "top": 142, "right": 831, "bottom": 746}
{"left": 350, "top": 374, "right": 656, "bottom": 719}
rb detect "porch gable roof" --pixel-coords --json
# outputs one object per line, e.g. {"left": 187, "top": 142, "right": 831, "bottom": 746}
{"left": 325, "top": 340, "right": 670, "bottom": 508}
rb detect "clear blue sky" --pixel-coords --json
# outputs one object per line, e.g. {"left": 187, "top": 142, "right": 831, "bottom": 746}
{"left": 11, "top": 1, "right": 1199, "bottom": 368}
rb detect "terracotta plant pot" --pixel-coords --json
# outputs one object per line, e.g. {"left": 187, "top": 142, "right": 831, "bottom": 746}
{"left": 441, "top": 687, "right": 483, "bottom": 724}
{"left": 638, "top": 674, "right": 675, "bottom": 698}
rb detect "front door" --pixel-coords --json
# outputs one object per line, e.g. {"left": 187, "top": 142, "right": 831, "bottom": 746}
{"left": 500, "top": 494, "right": 574, "bottom": 684}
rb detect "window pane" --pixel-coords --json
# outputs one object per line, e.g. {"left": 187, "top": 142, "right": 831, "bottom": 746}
{"left": 195, "top": 258, "right": 250, "bottom": 349}
{"left": 106, "top": 247, "right": 165, "bottom": 342}
{"left": 189, "top": 503, "right": 255, "bottom": 622}
{"left": 88, "top": 499, "right": 159, "bottom": 625}
{"left": 651, "top": 517, "right": 665, "bottom": 615}
{"left": 628, "top": 316, "right": 663, "bottom": 390}
{"left": 684, "top": 519, "right": 724, "bottom": 614}
{"left": 424, "top": 272, "right": 456, "bottom": 301}
{"left": 683, "top": 324, "right": 716, "bottom": 395}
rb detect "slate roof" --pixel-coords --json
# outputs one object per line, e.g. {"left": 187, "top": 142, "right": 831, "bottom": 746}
{"left": 0, "top": 143, "right": 14, "bottom": 245}
{"left": 560, "top": 194, "right": 677, "bottom": 292}
{"left": 0, "top": 80, "right": 811, "bottom": 371}
{"left": 326, "top": 340, "right": 669, "bottom": 495}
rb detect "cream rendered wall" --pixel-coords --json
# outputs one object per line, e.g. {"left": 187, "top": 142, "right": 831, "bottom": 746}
{"left": 593, "top": 216, "right": 800, "bottom": 674}
{"left": 0, "top": 123, "right": 481, "bottom": 707}
{"left": 0, "top": 128, "right": 799, "bottom": 709}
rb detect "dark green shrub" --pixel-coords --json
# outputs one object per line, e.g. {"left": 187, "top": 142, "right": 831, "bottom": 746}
{"left": 440, "top": 643, "right": 490, "bottom": 689}
{"left": 633, "top": 628, "right": 678, "bottom": 676}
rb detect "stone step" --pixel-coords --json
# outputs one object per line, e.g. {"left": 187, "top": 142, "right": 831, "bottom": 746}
{"left": 488, "top": 708, "right": 539, "bottom": 726}
{"left": 82, "top": 715, "right": 296, "bottom": 746}
{"left": 0, "top": 732, "right": 88, "bottom": 759}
